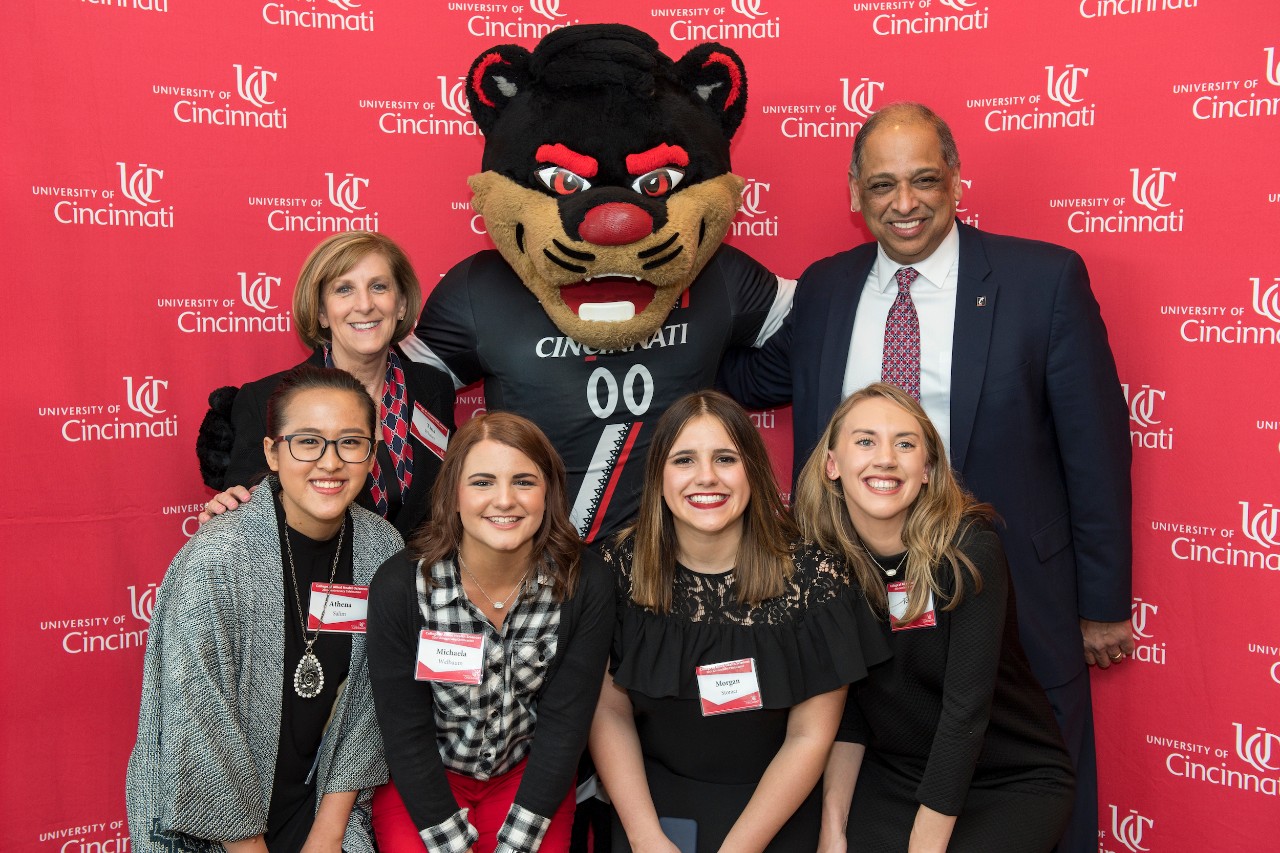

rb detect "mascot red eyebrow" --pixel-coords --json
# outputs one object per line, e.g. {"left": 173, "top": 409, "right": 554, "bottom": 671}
{"left": 402, "top": 24, "right": 792, "bottom": 543}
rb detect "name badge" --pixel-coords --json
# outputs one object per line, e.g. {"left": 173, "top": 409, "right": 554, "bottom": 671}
{"left": 416, "top": 629, "right": 484, "bottom": 684}
{"left": 695, "top": 658, "right": 763, "bottom": 716}
{"left": 308, "top": 583, "right": 369, "bottom": 633}
{"left": 411, "top": 402, "right": 450, "bottom": 461}
{"left": 887, "top": 581, "right": 937, "bottom": 631}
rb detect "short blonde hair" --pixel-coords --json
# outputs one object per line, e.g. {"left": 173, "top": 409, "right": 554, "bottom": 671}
{"left": 291, "top": 231, "right": 423, "bottom": 349}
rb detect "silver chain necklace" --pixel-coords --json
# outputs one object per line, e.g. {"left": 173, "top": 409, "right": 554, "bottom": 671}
{"left": 862, "top": 542, "right": 909, "bottom": 577}
{"left": 457, "top": 550, "right": 529, "bottom": 611}
{"left": 283, "top": 518, "right": 346, "bottom": 699}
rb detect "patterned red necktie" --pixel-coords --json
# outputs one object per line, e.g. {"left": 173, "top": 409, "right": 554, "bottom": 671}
{"left": 881, "top": 266, "right": 921, "bottom": 401}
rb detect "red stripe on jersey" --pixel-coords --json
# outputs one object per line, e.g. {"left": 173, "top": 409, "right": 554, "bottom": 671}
{"left": 585, "top": 422, "right": 643, "bottom": 543}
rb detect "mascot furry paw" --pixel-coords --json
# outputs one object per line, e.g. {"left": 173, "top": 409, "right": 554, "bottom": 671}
{"left": 403, "top": 23, "right": 791, "bottom": 543}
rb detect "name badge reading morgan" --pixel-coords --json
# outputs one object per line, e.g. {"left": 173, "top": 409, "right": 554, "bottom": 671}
{"left": 695, "top": 658, "right": 763, "bottom": 716}
{"left": 308, "top": 583, "right": 369, "bottom": 633}
{"left": 411, "top": 402, "right": 450, "bottom": 461}
{"left": 416, "top": 629, "right": 484, "bottom": 684}
{"left": 887, "top": 581, "right": 937, "bottom": 631}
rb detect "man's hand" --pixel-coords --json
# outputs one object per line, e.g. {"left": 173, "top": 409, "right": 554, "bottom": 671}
{"left": 1081, "top": 618, "right": 1135, "bottom": 669}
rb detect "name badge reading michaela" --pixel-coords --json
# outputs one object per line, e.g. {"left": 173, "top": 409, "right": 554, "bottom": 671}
{"left": 308, "top": 583, "right": 369, "bottom": 633}
{"left": 887, "top": 581, "right": 937, "bottom": 631}
{"left": 416, "top": 629, "right": 484, "bottom": 684}
{"left": 695, "top": 658, "right": 763, "bottom": 716}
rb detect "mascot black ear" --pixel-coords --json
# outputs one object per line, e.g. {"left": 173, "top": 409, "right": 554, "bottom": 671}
{"left": 674, "top": 43, "right": 748, "bottom": 140}
{"left": 466, "top": 44, "right": 533, "bottom": 136}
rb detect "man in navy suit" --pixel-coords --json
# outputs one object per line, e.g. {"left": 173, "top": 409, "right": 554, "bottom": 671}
{"left": 720, "top": 102, "right": 1133, "bottom": 852}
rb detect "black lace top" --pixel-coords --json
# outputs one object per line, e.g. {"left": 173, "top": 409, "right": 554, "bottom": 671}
{"left": 602, "top": 535, "right": 892, "bottom": 708}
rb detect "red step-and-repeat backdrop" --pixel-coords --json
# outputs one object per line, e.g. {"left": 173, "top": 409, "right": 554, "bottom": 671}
{"left": 4, "top": 1, "right": 1279, "bottom": 851}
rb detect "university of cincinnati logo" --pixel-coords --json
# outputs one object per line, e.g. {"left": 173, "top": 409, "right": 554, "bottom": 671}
{"left": 1233, "top": 723, "right": 1280, "bottom": 774}
{"left": 327, "top": 172, "right": 368, "bottom": 213}
{"left": 937, "top": 0, "right": 977, "bottom": 10}
{"left": 731, "top": 0, "right": 766, "bottom": 19}
{"left": 239, "top": 272, "right": 280, "bottom": 312}
{"left": 439, "top": 76, "right": 470, "bottom": 117}
{"left": 1266, "top": 47, "right": 1280, "bottom": 88}
{"left": 1108, "top": 805, "right": 1153, "bottom": 853}
{"left": 128, "top": 583, "right": 158, "bottom": 624}
{"left": 124, "top": 376, "right": 168, "bottom": 418}
{"left": 1122, "top": 384, "right": 1164, "bottom": 428}
{"left": 234, "top": 64, "right": 276, "bottom": 108}
{"left": 1045, "top": 64, "right": 1088, "bottom": 107}
{"left": 118, "top": 162, "right": 163, "bottom": 206}
{"left": 739, "top": 178, "right": 770, "bottom": 218}
{"left": 528, "top": 0, "right": 565, "bottom": 21}
{"left": 1252, "top": 277, "right": 1280, "bottom": 323}
{"left": 1130, "top": 598, "right": 1158, "bottom": 639}
{"left": 1239, "top": 501, "right": 1280, "bottom": 549}
{"left": 1130, "top": 167, "right": 1176, "bottom": 212}
{"left": 841, "top": 77, "right": 884, "bottom": 117}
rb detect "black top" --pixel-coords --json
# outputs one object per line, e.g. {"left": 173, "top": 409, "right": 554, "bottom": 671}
{"left": 225, "top": 345, "right": 456, "bottom": 539}
{"left": 366, "top": 547, "right": 616, "bottom": 831}
{"left": 838, "top": 521, "right": 1074, "bottom": 816}
{"left": 267, "top": 497, "right": 354, "bottom": 851}
{"left": 415, "top": 246, "right": 778, "bottom": 544}
{"left": 603, "top": 536, "right": 892, "bottom": 782}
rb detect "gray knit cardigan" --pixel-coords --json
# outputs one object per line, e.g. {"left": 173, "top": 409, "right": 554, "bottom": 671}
{"left": 126, "top": 480, "right": 402, "bottom": 852}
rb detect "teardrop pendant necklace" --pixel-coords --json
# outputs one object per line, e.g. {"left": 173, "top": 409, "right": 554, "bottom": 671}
{"left": 283, "top": 519, "right": 345, "bottom": 699}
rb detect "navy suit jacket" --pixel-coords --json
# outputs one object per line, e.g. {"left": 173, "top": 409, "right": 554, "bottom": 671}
{"left": 721, "top": 222, "right": 1132, "bottom": 688}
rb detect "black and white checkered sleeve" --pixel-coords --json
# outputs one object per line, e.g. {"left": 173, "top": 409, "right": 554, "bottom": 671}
{"left": 419, "top": 807, "right": 478, "bottom": 853}
{"left": 493, "top": 803, "right": 551, "bottom": 853}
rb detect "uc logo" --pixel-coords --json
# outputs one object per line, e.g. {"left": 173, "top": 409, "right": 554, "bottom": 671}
{"left": 128, "top": 583, "right": 158, "bottom": 624}
{"left": 1130, "top": 598, "right": 1158, "bottom": 640}
{"left": 1239, "top": 501, "right": 1280, "bottom": 549}
{"left": 1130, "top": 167, "right": 1176, "bottom": 212}
{"left": 937, "top": 0, "right": 976, "bottom": 10}
{"left": 238, "top": 272, "right": 280, "bottom": 313}
{"left": 841, "top": 77, "right": 884, "bottom": 118}
{"left": 1250, "top": 276, "right": 1280, "bottom": 324}
{"left": 234, "top": 64, "right": 276, "bottom": 108}
{"left": 1045, "top": 64, "right": 1088, "bottom": 107}
{"left": 124, "top": 376, "right": 168, "bottom": 418}
{"left": 117, "top": 162, "right": 163, "bottom": 207}
{"left": 1108, "top": 806, "right": 1153, "bottom": 853}
{"left": 1234, "top": 723, "right": 1280, "bottom": 773}
{"left": 731, "top": 0, "right": 766, "bottom": 20}
{"left": 1121, "top": 384, "right": 1164, "bottom": 428}
{"left": 528, "top": 0, "right": 565, "bottom": 21}
{"left": 327, "top": 172, "right": 369, "bottom": 213}
{"left": 439, "top": 76, "right": 471, "bottom": 117}
{"left": 1265, "top": 47, "right": 1280, "bottom": 87}
{"left": 740, "top": 179, "right": 770, "bottom": 218}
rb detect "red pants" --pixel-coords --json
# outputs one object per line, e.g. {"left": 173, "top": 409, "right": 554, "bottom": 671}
{"left": 371, "top": 759, "right": 575, "bottom": 853}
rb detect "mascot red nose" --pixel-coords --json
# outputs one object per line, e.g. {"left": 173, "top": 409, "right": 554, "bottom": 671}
{"left": 401, "top": 23, "right": 790, "bottom": 544}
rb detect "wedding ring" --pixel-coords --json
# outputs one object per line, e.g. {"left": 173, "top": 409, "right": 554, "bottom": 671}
{"left": 1110, "top": 652, "right": 1123, "bottom": 661}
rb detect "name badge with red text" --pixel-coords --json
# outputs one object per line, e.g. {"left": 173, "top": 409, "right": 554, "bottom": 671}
{"left": 887, "top": 581, "right": 937, "bottom": 631}
{"left": 695, "top": 658, "right": 763, "bottom": 716}
{"left": 416, "top": 630, "right": 484, "bottom": 684}
{"left": 308, "top": 584, "right": 369, "bottom": 633}
{"left": 411, "top": 402, "right": 450, "bottom": 461}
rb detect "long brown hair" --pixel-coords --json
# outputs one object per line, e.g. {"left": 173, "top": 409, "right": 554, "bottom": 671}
{"left": 624, "top": 390, "right": 796, "bottom": 613}
{"left": 410, "top": 412, "right": 581, "bottom": 599}
{"left": 794, "top": 383, "right": 991, "bottom": 623}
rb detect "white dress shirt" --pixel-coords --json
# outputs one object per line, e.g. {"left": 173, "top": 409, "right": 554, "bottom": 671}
{"left": 842, "top": 222, "right": 960, "bottom": 457}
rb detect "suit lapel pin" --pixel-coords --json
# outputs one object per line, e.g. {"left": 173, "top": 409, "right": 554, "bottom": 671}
{"left": 976, "top": 296, "right": 987, "bottom": 307}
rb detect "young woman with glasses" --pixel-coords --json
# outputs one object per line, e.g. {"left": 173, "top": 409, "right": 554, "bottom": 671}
{"left": 128, "top": 365, "right": 404, "bottom": 853}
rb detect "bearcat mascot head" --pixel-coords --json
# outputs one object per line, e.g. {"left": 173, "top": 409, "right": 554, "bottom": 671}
{"left": 464, "top": 23, "right": 748, "bottom": 350}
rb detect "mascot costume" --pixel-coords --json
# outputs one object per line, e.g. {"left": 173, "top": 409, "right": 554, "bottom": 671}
{"left": 401, "top": 23, "right": 790, "bottom": 544}
{"left": 198, "top": 24, "right": 789, "bottom": 548}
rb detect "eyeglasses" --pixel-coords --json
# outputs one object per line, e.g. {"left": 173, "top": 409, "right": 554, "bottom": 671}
{"left": 273, "top": 433, "right": 375, "bottom": 464}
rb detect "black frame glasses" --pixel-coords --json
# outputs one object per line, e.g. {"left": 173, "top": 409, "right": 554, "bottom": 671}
{"left": 273, "top": 433, "right": 375, "bottom": 464}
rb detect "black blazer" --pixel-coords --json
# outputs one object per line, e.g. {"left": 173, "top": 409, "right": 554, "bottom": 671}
{"left": 225, "top": 345, "right": 456, "bottom": 540}
{"left": 720, "top": 222, "right": 1132, "bottom": 689}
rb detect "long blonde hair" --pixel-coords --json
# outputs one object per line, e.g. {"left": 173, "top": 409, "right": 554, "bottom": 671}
{"left": 794, "top": 383, "right": 991, "bottom": 624}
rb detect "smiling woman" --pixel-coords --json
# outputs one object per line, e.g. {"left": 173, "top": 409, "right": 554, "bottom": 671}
{"left": 365, "top": 412, "right": 615, "bottom": 853}
{"left": 127, "top": 366, "right": 405, "bottom": 853}
{"left": 204, "top": 231, "right": 456, "bottom": 540}
{"left": 590, "top": 391, "right": 890, "bottom": 853}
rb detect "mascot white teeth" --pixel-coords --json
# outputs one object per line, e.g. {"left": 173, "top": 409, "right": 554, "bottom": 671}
{"left": 402, "top": 23, "right": 793, "bottom": 543}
